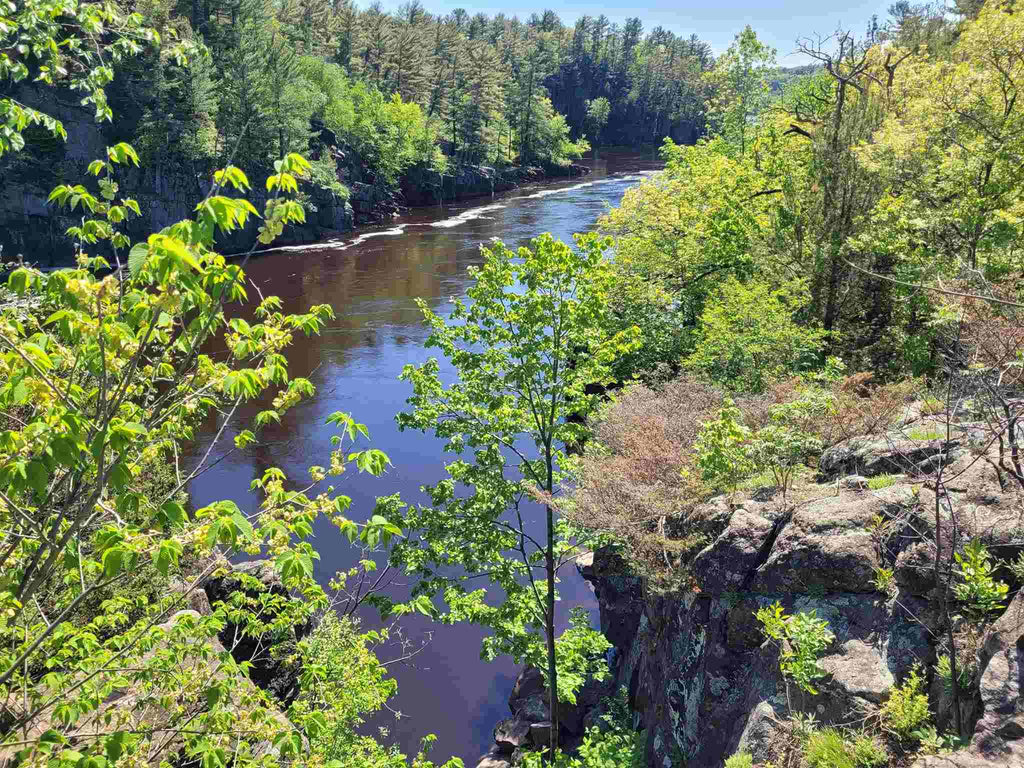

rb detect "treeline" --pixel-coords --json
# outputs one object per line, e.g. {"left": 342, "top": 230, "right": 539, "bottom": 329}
{"left": 15, "top": 0, "right": 716, "bottom": 205}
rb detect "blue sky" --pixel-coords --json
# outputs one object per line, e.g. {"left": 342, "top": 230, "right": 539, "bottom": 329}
{"left": 379, "top": 1, "right": 896, "bottom": 64}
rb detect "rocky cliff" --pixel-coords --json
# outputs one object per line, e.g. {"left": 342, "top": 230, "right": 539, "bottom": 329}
{"left": 477, "top": 414, "right": 1024, "bottom": 768}
{"left": 574, "top": 425, "right": 1024, "bottom": 768}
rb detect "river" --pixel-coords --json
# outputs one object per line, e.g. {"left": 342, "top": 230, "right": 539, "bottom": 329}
{"left": 187, "top": 150, "right": 661, "bottom": 765}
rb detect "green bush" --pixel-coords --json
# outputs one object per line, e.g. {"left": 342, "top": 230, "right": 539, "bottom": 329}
{"left": 756, "top": 602, "right": 835, "bottom": 695}
{"left": 694, "top": 399, "right": 754, "bottom": 493}
{"left": 881, "top": 665, "right": 932, "bottom": 739}
{"left": 745, "top": 424, "right": 822, "bottom": 494}
{"left": 936, "top": 653, "right": 974, "bottom": 694}
{"left": 804, "top": 729, "right": 854, "bottom": 768}
{"left": 519, "top": 688, "right": 645, "bottom": 768}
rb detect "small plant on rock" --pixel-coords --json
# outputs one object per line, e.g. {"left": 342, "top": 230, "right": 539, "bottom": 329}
{"left": 867, "top": 474, "right": 899, "bottom": 490}
{"left": 724, "top": 752, "right": 754, "bottom": 768}
{"left": 756, "top": 602, "right": 835, "bottom": 696}
{"left": 804, "top": 728, "right": 854, "bottom": 768}
{"left": 850, "top": 734, "right": 888, "bottom": 767}
{"left": 745, "top": 424, "right": 823, "bottom": 499}
{"left": 880, "top": 665, "right": 931, "bottom": 740}
{"left": 913, "top": 724, "right": 967, "bottom": 755}
{"left": 936, "top": 653, "right": 974, "bottom": 694}
{"left": 953, "top": 538, "right": 1009, "bottom": 619}
{"left": 871, "top": 566, "right": 896, "bottom": 595}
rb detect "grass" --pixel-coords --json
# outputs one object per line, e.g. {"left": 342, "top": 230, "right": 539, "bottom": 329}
{"left": 908, "top": 428, "right": 942, "bottom": 441}
{"left": 724, "top": 753, "right": 753, "bottom": 768}
{"left": 919, "top": 397, "right": 946, "bottom": 416}
{"left": 804, "top": 729, "right": 854, "bottom": 768}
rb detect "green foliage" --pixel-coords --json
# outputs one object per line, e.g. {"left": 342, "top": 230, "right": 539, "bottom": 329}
{"left": 685, "top": 278, "right": 828, "bottom": 393}
{"left": 803, "top": 728, "right": 885, "bottom": 768}
{"left": 867, "top": 474, "right": 899, "bottom": 490}
{"left": 703, "top": 25, "right": 777, "bottom": 155}
{"left": 585, "top": 97, "right": 611, "bottom": 148}
{"left": 881, "top": 665, "right": 932, "bottom": 740}
{"left": 871, "top": 567, "right": 895, "bottom": 595}
{"left": 744, "top": 424, "right": 822, "bottom": 495}
{"left": 294, "top": 613, "right": 400, "bottom": 766}
{"left": 391, "top": 232, "right": 638, "bottom": 753}
{"left": 936, "top": 653, "right": 974, "bottom": 695}
{"left": 913, "top": 725, "right": 968, "bottom": 755}
{"left": 849, "top": 734, "right": 888, "bottom": 767}
{"left": 0, "top": 50, "right": 440, "bottom": 761}
{"left": 1009, "top": 551, "right": 1024, "bottom": 583}
{"left": 804, "top": 729, "right": 854, "bottom": 768}
{"left": 0, "top": 0, "right": 195, "bottom": 156}
{"left": 756, "top": 602, "right": 835, "bottom": 695}
{"left": 954, "top": 538, "right": 1009, "bottom": 620}
{"left": 519, "top": 688, "right": 644, "bottom": 768}
{"left": 723, "top": 752, "right": 754, "bottom": 768}
{"left": 694, "top": 399, "right": 753, "bottom": 493}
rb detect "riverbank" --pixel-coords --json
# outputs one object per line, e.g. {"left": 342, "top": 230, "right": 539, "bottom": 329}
{"left": 0, "top": 154, "right": 592, "bottom": 268}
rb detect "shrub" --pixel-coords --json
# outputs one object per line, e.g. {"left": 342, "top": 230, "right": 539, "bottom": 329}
{"left": 745, "top": 424, "right": 823, "bottom": 495}
{"left": 871, "top": 566, "right": 895, "bottom": 594}
{"left": 881, "top": 665, "right": 932, "bottom": 739}
{"left": 850, "top": 734, "right": 888, "bottom": 767}
{"left": 724, "top": 752, "right": 754, "bottom": 768}
{"left": 519, "top": 688, "right": 644, "bottom": 768}
{"left": 572, "top": 376, "right": 723, "bottom": 578}
{"left": 694, "top": 399, "right": 754, "bottom": 493}
{"left": 804, "top": 729, "right": 854, "bottom": 768}
{"left": 738, "top": 369, "right": 916, "bottom": 449}
{"left": 936, "top": 653, "right": 974, "bottom": 694}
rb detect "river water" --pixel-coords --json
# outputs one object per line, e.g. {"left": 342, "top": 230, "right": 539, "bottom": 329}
{"left": 188, "top": 151, "right": 661, "bottom": 765}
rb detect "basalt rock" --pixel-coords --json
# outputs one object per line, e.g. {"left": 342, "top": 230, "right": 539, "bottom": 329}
{"left": 580, "top": 477, "right": 978, "bottom": 767}
{"left": 203, "top": 559, "right": 310, "bottom": 707}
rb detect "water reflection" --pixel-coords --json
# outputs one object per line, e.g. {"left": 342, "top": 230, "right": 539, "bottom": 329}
{"left": 188, "top": 152, "right": 661, "bottom": 764}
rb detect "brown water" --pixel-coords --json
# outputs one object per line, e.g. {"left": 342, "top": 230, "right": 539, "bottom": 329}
{"left": 187, "top": 151, "right": 661, "bottom": 765}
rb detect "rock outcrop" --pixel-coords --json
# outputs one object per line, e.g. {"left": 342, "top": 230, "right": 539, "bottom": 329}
{"left": 203, "top": 559, "right": 312, "bottom": 706}
{"left": 579, "top": 438, "right": 1024, "bottom": 768}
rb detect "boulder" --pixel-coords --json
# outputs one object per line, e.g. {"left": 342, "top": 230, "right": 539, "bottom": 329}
{"left": 474, "top": 748, "right": 512, "bottom": 768}
{"left": 818, "top": 433, "right": 960, "bottom": 480}
{"left": 203, "top": 559, "right": 309, "bottom": 706}
{"left": 970, "top": 590, "right": 1024, "bottom": 761}
{"left": 692, "top": 509, "right": 778, "bottom": 593}
{"left": 493, "top": 719, "right": 531, "bottom": 753}
{"left": 749, "top": 492, "right": 890, "bottom": 594}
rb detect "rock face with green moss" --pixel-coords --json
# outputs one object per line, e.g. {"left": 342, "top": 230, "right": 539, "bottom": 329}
{"left": 582, "top": 432, "right": 1024, "bottom": 768}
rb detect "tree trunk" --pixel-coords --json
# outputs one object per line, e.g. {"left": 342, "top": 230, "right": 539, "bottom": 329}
{"left": 545, "top": 502, "right": 559, "bottom": 763}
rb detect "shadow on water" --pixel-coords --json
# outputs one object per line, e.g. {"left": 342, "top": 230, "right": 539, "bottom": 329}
{"left": 186, "top": 150, "right": 662, "bottom": 765}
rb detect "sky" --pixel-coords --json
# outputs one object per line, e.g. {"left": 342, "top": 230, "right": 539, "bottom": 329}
{"left": 379, "top": 1, "right": 897, "bottom": 65}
